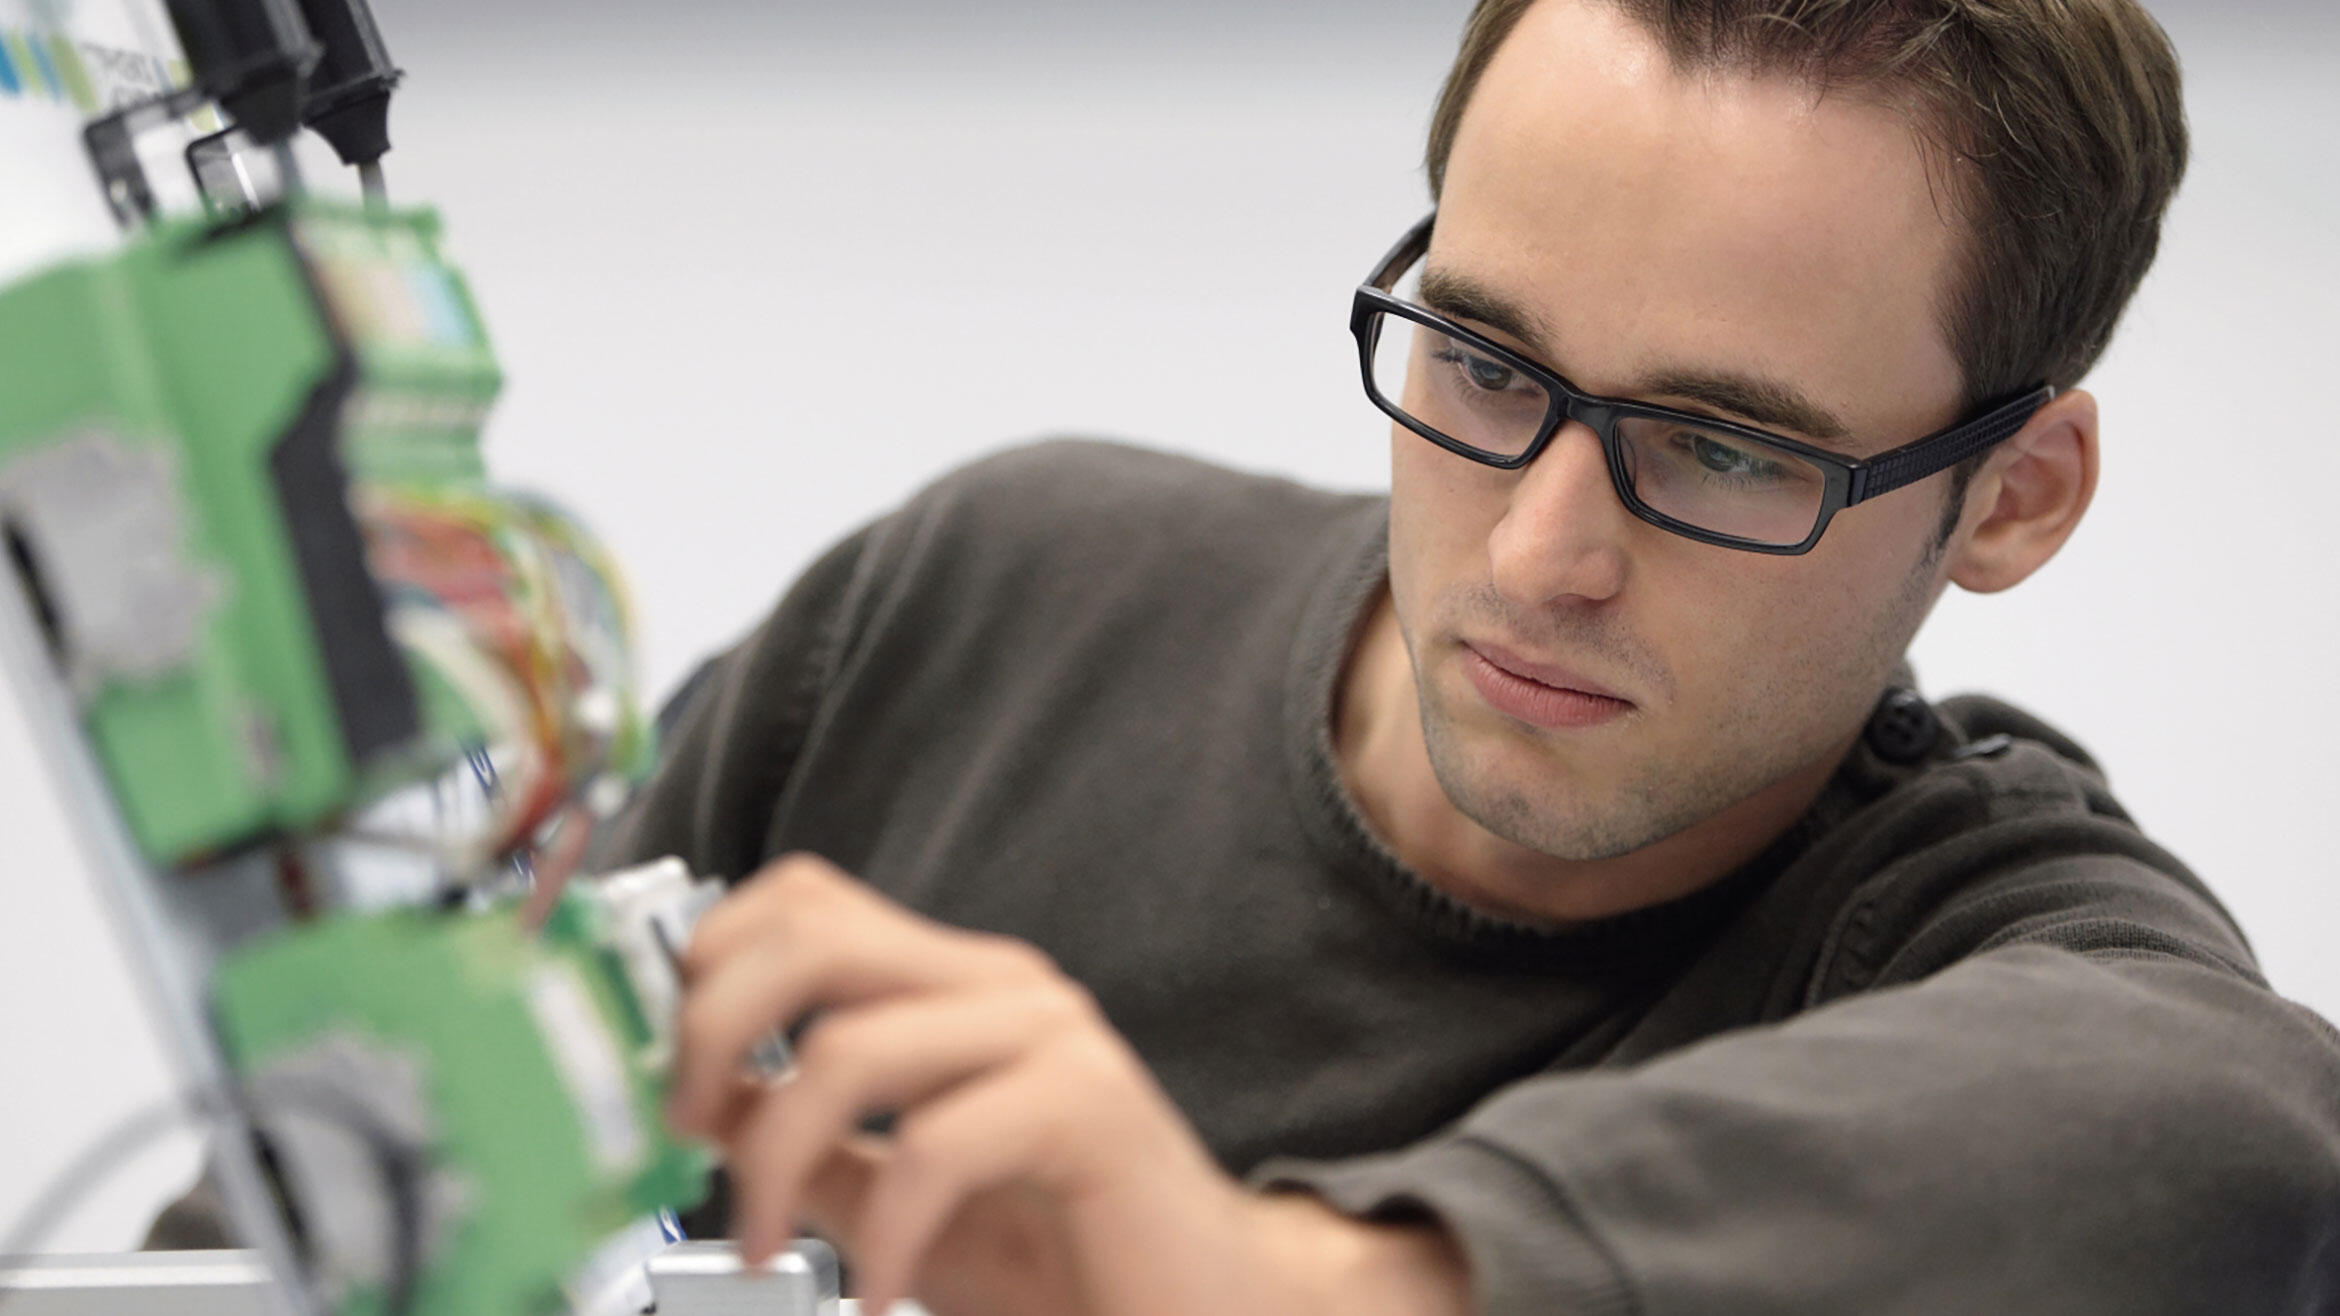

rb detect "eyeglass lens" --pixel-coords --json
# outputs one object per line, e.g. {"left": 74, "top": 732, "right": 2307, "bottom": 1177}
{"left": 1364, "top": 308, "right": 1831, "bottom": 548}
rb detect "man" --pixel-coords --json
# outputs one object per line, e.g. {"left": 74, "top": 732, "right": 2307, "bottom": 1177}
{"left": 617, "top": 1, "right": 2340, "bottom": 1312}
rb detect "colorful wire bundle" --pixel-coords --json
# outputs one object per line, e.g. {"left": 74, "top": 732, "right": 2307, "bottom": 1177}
{"left": 354, "top": 485, "right": 648, "bottom": 884}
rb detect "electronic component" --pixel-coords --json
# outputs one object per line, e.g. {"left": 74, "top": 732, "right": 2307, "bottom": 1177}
{"left": 0, "top": 6, "right": 769, "bottom": 1309}
{"left": 0, "top": 199, "right": 553, "bottom": 865}
{"left": 0, "top": 202, "right": 416, "bottom": 861}
{"left": 567, "top": 858, "right": 724, "bottom": 1067}
{"left": 0, "top": 434, "right": 219, "bottom": 698}
{"left": 241, "top": 1032, "right": 466, "bottom": 1307}
{"left": 212, "top": 889, "right": 711, "bottom": 1313}
{"left": 0, "top": 199, "right": 714, "bottom": 1312}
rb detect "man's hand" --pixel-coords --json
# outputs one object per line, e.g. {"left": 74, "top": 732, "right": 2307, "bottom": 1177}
{"left": 667, "top": 853, "right": 1470, "bottom": 1316}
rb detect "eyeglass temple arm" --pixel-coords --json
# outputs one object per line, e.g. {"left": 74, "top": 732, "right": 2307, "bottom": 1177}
{"left": 1849, "top": 386, "right": 2057, "bottom": 505}
{"left": 1366, "top": 214, "right": 1438, "bottom": 292}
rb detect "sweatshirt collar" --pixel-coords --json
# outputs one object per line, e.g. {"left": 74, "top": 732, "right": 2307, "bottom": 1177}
{"left": 1281, "top": 499, "right": 1847, "bottom": 967}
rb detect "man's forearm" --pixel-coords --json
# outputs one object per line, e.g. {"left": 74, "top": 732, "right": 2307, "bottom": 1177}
{"left": 1252, "top": 1191, "right": 1471, "bottom": 1316}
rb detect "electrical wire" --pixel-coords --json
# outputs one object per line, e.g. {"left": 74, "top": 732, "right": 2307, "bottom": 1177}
{"left": 359, "top": 501, "right": 559, "bottom": 867}
{"left": 2, "top": 492, "right": 647, "bottom": 1309}
{"left": 465, "top": 743, "right": 500, "bottom": 799}
{"left": 0, "top": 1086, "right": 426, "bottom": 1315}
{"left": 350, "top": 486, "right": 650, "bottom": 889}
{"left": 0, "top": 1097, "right": 190, "bottom": 1268}
{"left": 358, "top": 160, "right": 388, "bottom": 209}
{"left": 272, "top": 141, "right": 305, "bottom": 196}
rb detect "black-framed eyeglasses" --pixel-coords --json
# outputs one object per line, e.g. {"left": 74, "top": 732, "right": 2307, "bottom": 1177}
{"left": 1351, "top": 213, "right": 2055, "bottom": 555}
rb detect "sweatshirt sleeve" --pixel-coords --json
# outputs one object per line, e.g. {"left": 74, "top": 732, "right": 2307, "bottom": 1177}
{"left": 587, "top": 520, "right": 881, "bottom": 884}
{"left": 1258, "top": 902, "right": 2340, "bottom": 1314}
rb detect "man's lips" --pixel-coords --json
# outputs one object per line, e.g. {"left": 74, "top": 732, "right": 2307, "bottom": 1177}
{"left": 1467, "top": 641, "right": 1633, "bottom": 704}
{"left": 1460, "top": 641, "right": 1635, "bottom": 731}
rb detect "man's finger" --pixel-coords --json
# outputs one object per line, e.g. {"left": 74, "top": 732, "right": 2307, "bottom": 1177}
{"left": 669, "top": 904, "right": 1050, "bottom": 1132}
{"left": 798, "top": 1136, "right": 886, "bottom": 1242}
{"left": 845, "top": 1055, "right": 1074, "bottom": 1315}
{"left": 725, "top": 984, "right": 1089, "bottom": 1260}
{"left": 682, "top": 853, "right": 867, "bottom": 973}
{"left": 670, "top": 940, "right": 819, "bottom": 1134}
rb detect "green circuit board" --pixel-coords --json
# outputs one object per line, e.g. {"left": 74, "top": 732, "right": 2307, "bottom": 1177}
{"left": 0, "top": 196, "right": 702, "bottom": 1312}
{"left": 211, "top": 895, "right": 711, "bottom": 1314}
{"left": 0, "top": 199, "right": 498, "bottom": 865}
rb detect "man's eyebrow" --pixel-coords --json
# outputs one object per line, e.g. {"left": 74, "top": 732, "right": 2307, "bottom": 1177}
{"left": 1632, "top": 368, "right": 1852, "bottom": 443}
{"left": 1414, "top": 267, "right": 1853, "bottom": 444}
{"left": 1417, "top": 267, "right": 1557, "bottom": 359}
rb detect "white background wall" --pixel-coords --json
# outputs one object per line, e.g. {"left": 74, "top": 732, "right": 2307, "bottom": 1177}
{"left": 2, "top": 0, "right": 2333, "bottom": 1256}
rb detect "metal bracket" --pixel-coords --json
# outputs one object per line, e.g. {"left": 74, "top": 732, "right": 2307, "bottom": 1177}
{"left": 0, "top": 1242, "right": 853, "bottom": 1315}
{"left": 83, "top": 86, "right": 212, "bottom": 228}
{"left": 0, "top": 473, "right": 316, "bottom": 1316}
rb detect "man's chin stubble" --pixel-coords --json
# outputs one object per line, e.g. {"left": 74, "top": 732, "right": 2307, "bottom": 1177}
{"left": 1414, "top": 689, "right": 1698, "bottom": 863}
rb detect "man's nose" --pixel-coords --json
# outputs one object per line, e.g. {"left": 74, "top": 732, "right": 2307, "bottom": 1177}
{"left": 1486, "top": 420, "right": 1631, "bottom": 607}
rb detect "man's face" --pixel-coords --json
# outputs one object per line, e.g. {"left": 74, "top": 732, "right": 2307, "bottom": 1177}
{"left": 1388, "top": 0, "right": 1973, "bottom": 860}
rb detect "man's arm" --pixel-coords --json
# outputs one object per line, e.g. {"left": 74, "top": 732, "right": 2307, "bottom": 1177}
{"left": 677, "top": 851, "right": 2340, "bottom": 1316}
{"left": 1262, "top": 936, "right": 2340, "bottom": 1314}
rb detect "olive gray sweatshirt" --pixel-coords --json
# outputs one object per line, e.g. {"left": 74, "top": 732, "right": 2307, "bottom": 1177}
{"left": 598, "top": 438, "right": 2340, "bottom": 1314}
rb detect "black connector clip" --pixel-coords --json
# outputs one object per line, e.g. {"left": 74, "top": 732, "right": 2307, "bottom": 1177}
{"left": 295, "top": 0, "right": 402, "bottom": 168}
{"left": 164, "top": 0, "right": 320, "bottom": 147}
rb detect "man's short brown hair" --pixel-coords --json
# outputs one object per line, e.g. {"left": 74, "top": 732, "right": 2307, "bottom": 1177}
{"left": 1426, "top": 0, "right": 2190, "bottom": 415}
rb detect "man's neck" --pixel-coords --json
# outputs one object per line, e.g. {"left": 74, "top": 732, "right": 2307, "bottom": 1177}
{"left": 1333, "top": 587, "right": 1851, "bottom": 926}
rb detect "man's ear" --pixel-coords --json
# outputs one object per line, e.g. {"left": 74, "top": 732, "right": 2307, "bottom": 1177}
{"left": 1946, "top": 388, "right": 2100, "bottom": 595}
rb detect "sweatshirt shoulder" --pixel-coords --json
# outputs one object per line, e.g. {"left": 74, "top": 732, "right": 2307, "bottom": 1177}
{"left": 910, "top": 437, "right": 1370, "bottom": 544}
{"left": 1808, "top": 693, "right": 2260, "bottom": 997}
{"left": 868, "top": 438, "right": 1381, "bottom": 600}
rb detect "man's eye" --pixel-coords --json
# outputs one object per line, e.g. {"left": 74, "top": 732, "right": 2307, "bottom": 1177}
{"left": 1686, "top": 434, "right": 1778, "bottom": 479}
{"left": 1434, "top": 346, "right": 1522, "bottom": 393}
{"left": 1464, "top": 354, "right": 1516, "bottom": 391}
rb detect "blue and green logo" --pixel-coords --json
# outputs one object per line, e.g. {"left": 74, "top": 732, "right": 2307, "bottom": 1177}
{"left": 1, "top": 28, "right": 49, "bottom": 101}
{"left": 0, "top": 26, "right": 183, "bottom": 113}
{"left": 0, "top": 26, "right": 91, "bottom": 110}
